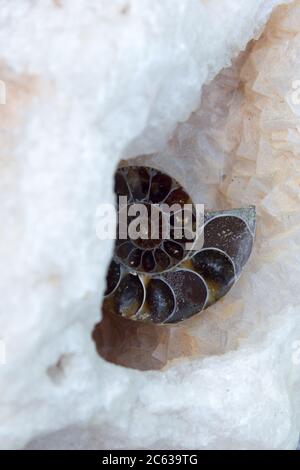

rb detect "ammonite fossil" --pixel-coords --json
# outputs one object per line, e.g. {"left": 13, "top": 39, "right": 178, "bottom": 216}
{"left": 103, "top": 166, "right": 256, "bottom": 324}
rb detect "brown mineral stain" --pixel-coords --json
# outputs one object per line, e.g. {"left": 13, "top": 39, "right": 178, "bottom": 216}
{"left": 47, "top": 353, "right": 73, "bottom": 385}
{"left": 120, "top": 3, "right": 130, "bottom": 15}
{"left": 52, "top": 0, "right": 63, "bottom": 8}
{"left": 0, "top": 64, "right": 47, "bottom": 176}
{"left": 0, "top": 64, "right": 41, "bottom": 128}
{"left": 92, "top": 310, "right": 204, "bottom": 371}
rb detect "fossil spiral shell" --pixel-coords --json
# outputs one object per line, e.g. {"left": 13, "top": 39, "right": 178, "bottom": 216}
{"left": 103, "top": 166, "right": 256, "bottom": 324}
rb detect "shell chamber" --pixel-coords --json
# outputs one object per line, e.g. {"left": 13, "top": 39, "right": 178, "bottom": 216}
{"left": 102, "top": 166, "right": 256, "bottom": 324}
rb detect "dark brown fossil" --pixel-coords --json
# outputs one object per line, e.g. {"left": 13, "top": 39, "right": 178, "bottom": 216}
{"left": 102, "top": 166, "right": 256, "bottom": 324}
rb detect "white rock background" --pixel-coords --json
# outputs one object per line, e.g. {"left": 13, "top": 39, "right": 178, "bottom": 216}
{"left": 0, "top": 0, "right": 299, "bottom": 449}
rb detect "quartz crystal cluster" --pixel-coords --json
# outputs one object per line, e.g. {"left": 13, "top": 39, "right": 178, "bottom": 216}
{"left": 0, "top": 0, "right": 300, "bottom": 451}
